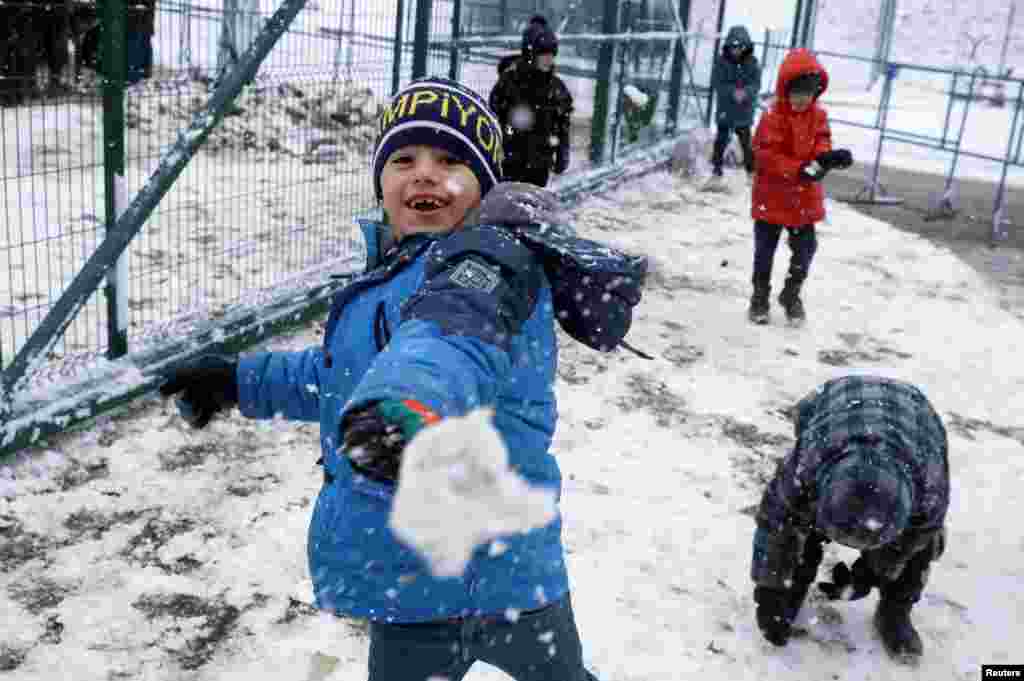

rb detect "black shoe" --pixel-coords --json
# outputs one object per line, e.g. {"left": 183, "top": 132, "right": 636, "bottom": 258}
{"left": 778, "top": 289, "right": 805, "bottom": 325}
{"left": 874, "top": 601, "right": 923, "bottom": 664}
{"left": 748, "top": 292, "right": 770, "bottom": 324}
{"left": 712, "top": 166, "right": 724, "bottom": 177}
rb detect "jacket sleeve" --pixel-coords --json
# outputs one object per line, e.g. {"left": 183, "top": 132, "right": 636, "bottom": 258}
{"left": 812, "top": 108, "right": 833, "bottom": 158}
{"left": 342, "top": 226, "right": 544, "bottom": 420}
{"left": 752, "top": 110, "right": 806, "bottom": 181}
{"left": 489, "top": 73, "right": 514, "bottom": 127}
{"left": 555, "top": 80, "right": 574, "bottom": 143}
{"left": 751, "top": 449, "right": 813, "bottom": 589}
{"left": 861, "top": 526, "right": 945, "bottom": 582}
{"left": 747, "top": 59, "right": 763, "bottom": 102}
{"left": 236, "top": 347, "right": 327, "bottom": 422}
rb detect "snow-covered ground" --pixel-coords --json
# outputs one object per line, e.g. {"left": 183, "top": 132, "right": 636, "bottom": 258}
{"left": 1, "top": 169, "right": 1022, "bottom": 680}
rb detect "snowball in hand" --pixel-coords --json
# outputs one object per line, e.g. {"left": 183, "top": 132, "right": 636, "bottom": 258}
{"left": 389, "top": 408, "right": 557, "bottom": 578}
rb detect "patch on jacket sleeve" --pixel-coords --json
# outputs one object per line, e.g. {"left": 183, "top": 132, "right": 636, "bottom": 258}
{"left": 449, "top": 258, "right": 501, "bottom": 293}
{"left": 401, "top": 226, "right": 544, "bottom": 350}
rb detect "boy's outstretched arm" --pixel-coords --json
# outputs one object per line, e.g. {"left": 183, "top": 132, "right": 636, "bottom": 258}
{"left": 342, "top": 225, "right": 544, "bottom": 433}
{"left": 236, "top": 347, "right": 328, "bottom": 422}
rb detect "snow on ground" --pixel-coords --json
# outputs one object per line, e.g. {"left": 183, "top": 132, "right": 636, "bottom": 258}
{"left": 1, "top": 168, "right": 1022, "bottom": 680}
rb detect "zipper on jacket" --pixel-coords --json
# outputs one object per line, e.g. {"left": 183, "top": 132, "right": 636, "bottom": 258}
{"left": 373, "top": 301, "right": 392, "bottom": 351}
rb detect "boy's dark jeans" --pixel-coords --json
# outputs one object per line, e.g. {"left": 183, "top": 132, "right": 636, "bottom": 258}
{"left": 367, "top": 595, "right": 599, "bottom": 681}
{"left": 713, "top": 124, "right": 753, "bottom": 173}
{"left": 752, "top": 221, "right": 818, "bottom": 294}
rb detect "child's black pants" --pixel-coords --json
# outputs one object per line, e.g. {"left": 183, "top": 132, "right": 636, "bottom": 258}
{"left": 752, "top": 221, "right": 818, "bottom": 293}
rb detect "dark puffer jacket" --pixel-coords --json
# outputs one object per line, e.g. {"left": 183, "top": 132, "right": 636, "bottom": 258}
{"left": 751, "top": 376, "right": 950, "bottom": 589}
{"left": 711, "top": 25, "right": 762, "bottom": 128}
{"left": 489, "top": 60, "right": 574, "bottom": 171}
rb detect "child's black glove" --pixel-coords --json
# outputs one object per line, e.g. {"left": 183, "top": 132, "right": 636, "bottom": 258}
{"left": 817, "top": 556, "right": 880, "bottom": 600}
{"left": 799, "top": 159, "right": 827, "bottom": 182}
{"left": 159, "top": 354, "right": 238, "bottom": 428}
{"left": 816, "top": 148, "right": 854, "bottom": 171}
{"left": 754, "top": 586, "right": 794, "bottom": 646}
{"left": 341, "top": 399, "right": 440, "bottom": 483}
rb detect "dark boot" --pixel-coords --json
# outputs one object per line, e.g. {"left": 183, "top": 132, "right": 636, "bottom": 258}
{"left": 874, "top": 599, "right": 923, "bottom": 664}
{"left": 778, "top": 280, "right": 805, "bottom": 325}
{"left": 748, "top": 286, "right": 770, "bottom": 324}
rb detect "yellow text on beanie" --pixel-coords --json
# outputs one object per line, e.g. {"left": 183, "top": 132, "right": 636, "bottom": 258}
{"left": 371, "top": 77, "right": 504, "bottom": 200}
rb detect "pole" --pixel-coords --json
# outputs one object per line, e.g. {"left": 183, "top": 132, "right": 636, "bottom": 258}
{"left": 705, "top": 0, "right": 726, "bottom": 127}
{"left": 449, "top": 0, "right": 462, "bottom": 80}
{"left": 998, "top": 1, "right": 1016, "bottom": 77}
{"left": 101, "top": 0, "right": 128, "bottom": 360}
{"left": 411, "top": 0, "right": 433, "bottom": 79}
{"left": 664, "top": 0, "right": 691, "bottom": 133}
{"left": 392, "top": 0, "right": 406, "bottom": 94}
{"left": 791, "top": 0, "right": 804, "bottom": 48}
{"left": 991, "top": 80, "right": 1022, "bottom": 242}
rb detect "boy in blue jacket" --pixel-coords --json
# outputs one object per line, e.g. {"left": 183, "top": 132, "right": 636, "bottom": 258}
{"left": 158, "top": 77, "right": 647, "bottom": 681}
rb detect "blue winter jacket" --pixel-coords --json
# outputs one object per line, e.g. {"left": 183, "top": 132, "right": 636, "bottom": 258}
{"left": 236, "top": 217, "right": 568, "bottom": 622}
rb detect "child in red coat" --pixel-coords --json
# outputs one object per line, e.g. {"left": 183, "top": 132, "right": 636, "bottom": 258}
{"left": 748, "top": 49, "right": 853, "bottom": 324}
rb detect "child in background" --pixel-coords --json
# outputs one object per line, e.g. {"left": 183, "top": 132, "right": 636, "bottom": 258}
{"left": 490, "top": 15, "right": 574, "bottom": 187}
{"left": 748, "top": 48, "right": 853, "bottom": 325}
{"left": 751, "top": 375, "right": 949, "bottom": 665}
{"left": 710, "top": 25, "right": 762, "bottom": 180}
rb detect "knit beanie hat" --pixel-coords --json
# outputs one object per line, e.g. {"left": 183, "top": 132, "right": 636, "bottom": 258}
{"left": 523, "top": 16, "right": 558, "bottom": 60}
{"left": 815, "top": 445, "right": 913, "bottom": 550}
{"left": 371, "top": 77, "right": 504, "bottom": 200}
{"left": 521, "top": 15, "right": 549, "bottom": 54}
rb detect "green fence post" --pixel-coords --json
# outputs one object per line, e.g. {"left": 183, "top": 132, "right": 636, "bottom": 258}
{"left": 449, "top": 0, "right": 462, "bottom": 81}
{"left": 101, "top": 0, "right": 129, "bottom": 360}
{"left": 392, "top": 0, "right": 406, "bottom": 94}
{"left": 665, "top": 0, "right": 692, "bottom": 134}
{"left": 411, "top": 0, "right": 433, "bottom": 79}
{"left": 590, "top": 0, "right": 620, "bottom": 164}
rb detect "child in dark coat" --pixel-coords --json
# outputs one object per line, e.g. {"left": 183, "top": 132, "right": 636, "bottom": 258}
{"left": 158, "top": 77, "right": 647, "bottom": 681}
{"left": 489, "top": 15, "right": 574, "bottom": 188}
{"left": 710, "top": 25, "right": 762, "bottom": 177}
{"left": 751, "top": 375, "right": 950, "bottom": 665}
{"left": 748, "top": 48, "right": 853, "bottom": 325}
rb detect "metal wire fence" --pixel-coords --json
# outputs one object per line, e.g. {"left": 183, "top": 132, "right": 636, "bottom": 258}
{"left": 1, "top": 0, "right": 720, "bottom": 455}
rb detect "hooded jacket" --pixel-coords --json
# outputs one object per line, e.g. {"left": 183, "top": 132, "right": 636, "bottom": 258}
{"left": 236, "top": 215, "right": 635, "bottom": 622}
{"left": 751, "top": 48, "right": 832, "bottom": 227}
{"left": 751, "top": 376, "right": 950, "bottom": 590}
{"left": 711, "top": 25, "right": 762, "bottom": 128}
{"left": 489, "top": 42, "right": 574, "bottom": 170}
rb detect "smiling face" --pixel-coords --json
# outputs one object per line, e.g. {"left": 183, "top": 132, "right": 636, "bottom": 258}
{"left": 380, "top": 145, "right": 482, "bottom": 241}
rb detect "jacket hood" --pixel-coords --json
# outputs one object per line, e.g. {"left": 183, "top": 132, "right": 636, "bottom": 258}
{"left": 775, "top": 48, "right": 828, "bottom": 107}
{"left": 724, "top": 25, "right": 754, "bottom": 52}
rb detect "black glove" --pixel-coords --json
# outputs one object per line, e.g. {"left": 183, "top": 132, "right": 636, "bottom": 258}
{"left": 817, "top": 556, "right": 880, "bottom": 601}
{"left": 754, "top": 586, "right": 794, "bottom": 647}
{"left": 816, "top": 148, "right": 854, "bottom": 170}
{"left": 159, "top": 354, "right": 238, "bottom": 428}
{"left": 340, "top": 399, "right": 439, "bottom": 483}
{"left": 475, "top": 181, "right": 567, "bottom": 227}
{"left": 554, "top": 140, "right": 570, "bottom": 175}
{"left": 799, "top": 159, "right": 827, "bottom": 181}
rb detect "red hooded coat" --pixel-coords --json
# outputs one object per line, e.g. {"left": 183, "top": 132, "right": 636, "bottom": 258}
{"left": 751, "top": 49, "right": 832, "bottom": 227}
